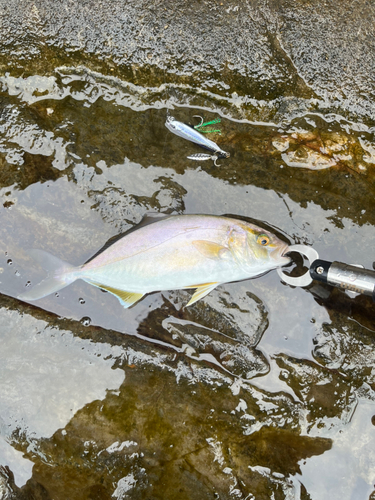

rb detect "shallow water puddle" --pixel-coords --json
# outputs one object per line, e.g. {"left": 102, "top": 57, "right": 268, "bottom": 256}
{"left": 0, "top": 68, "right": 374, "bottom": 499}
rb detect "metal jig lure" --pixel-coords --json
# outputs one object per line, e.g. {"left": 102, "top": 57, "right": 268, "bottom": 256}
{"left": 165, "top": 115, "right": 229, "bottom": 165}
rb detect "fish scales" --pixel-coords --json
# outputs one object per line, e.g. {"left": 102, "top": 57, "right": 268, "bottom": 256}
{"left": 18, "top": 214, "right": 290, "bottom": 308}
{"left": 82, "top": 218, "right": 238, "bottom": 290}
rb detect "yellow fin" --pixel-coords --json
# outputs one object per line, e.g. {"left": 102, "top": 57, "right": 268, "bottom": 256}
{"left": 91, "top": 283, "right": 144, "bottom": 308}
{"left": 185, "top": 282, "right": 219, "bottom": 306}
{"left": 184, "top": 281, "right": 217, "bottom": 289}
{"left": 192, "top": 240, "right": 229, "bottom": 260}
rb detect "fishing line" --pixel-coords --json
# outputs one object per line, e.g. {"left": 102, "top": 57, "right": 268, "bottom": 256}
{"left": 275, "top": 191, "right": 305, "bottom": 233}
{"left": 160, "top": 61, "right": 178, "bottom": 160}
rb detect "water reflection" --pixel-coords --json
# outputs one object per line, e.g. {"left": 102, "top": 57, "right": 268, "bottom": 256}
{"left": 1, "top": 70, "right": 374, "bottom": 228}
{"left": 0, "top": 297, "right": 333, "bottom": 499}
{"left": 0, "top": 306, "right": 125, "bottom": 486}
{"left": 0, "top": 67, "right": 375, "bottom": 498}
{"left": 297, "top": 400, "right": 375, "bottom": 499}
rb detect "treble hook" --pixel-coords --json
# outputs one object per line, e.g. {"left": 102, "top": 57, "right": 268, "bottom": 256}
{"left": 212, "top": 155, "right": 222, "bottom": 167}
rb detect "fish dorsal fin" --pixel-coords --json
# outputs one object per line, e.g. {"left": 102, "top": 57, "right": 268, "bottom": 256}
{"left": 91, "top": 282, "right": 144, "bottom": 308}
{"left": 137, "top": 212, "right": 171, "bottom": 227}
{"left": 192, "top": 240, "right": 229, "bottom": 260}
{"left": 184, "top": 282, "right": 219, "bottom": 306}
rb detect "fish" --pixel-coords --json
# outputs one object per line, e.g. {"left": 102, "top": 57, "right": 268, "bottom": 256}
{"left": 165, "top": 115, "right": 229, "bottom": 160}
{"left": 18, "top": 214, "right": 291, "bottom": 308}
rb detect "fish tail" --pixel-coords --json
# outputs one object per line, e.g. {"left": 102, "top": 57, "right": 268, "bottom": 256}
{"left": 18, "top": 249, "right": 79, "bottom": 301}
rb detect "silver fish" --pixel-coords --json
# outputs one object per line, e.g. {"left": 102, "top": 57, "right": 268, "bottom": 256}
{"left": 165, "top": 115, "right": 229, "bottom": 160}
{"left": 18, "top": 214, "right": 290, "bottom": 308}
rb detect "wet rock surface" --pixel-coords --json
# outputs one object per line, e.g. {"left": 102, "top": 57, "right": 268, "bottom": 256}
{"left": 0, "top": 0, "right": 375, "bottom": 499}
{"left": 1, "top": 0, "right": 375, "bottom": 123}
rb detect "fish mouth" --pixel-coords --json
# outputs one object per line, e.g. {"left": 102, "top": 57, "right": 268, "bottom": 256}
{"left": 273, "top": 243, "right": 292, "bottom": 265}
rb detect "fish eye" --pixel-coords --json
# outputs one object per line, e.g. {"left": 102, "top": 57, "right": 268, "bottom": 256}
{"left": 257, "top": 234, "right": 270, "bottom": 246}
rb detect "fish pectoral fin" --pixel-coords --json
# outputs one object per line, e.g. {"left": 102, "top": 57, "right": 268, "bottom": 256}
{"left": 91, "top": 283, "right": 144, "bottom": 308}
{"left": 192, "top": 240, "right": 229, "bottom": 260}
{"left": 185, "top": 282, "right": 219, "bottom": 307}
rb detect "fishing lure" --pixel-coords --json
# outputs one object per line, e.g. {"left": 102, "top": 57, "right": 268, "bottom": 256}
{"left": 165, "top": 115, "right": 229, "bottom": 165}
{"left": 186, "top": 152, "right": 222, "bottom": 166}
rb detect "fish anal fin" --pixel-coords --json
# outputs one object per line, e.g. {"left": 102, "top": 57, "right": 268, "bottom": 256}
{"left": 91, "top": 283, "right": 144, "bottom": 308}
{"left": 192, "top": 240, "right": 229, "bottom": 260}
{"left": 185, "top": 282, "right": 219, "bottom": 307}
